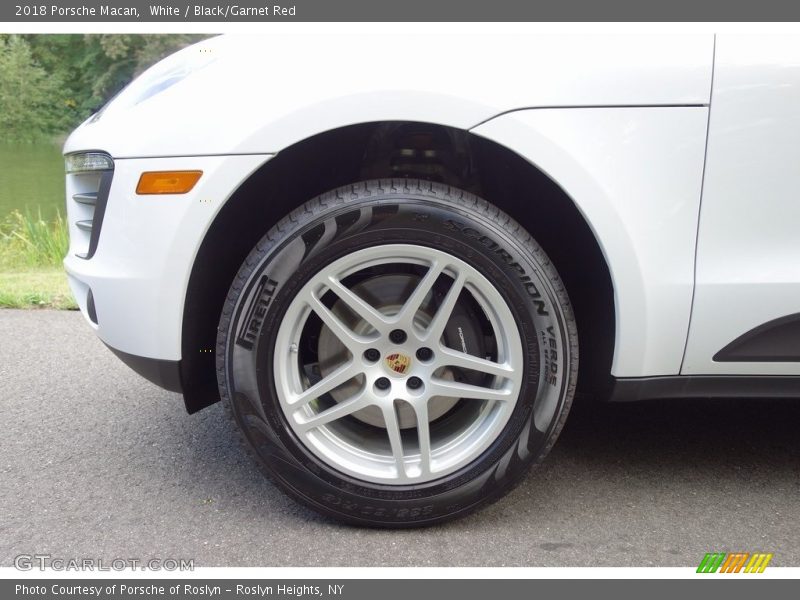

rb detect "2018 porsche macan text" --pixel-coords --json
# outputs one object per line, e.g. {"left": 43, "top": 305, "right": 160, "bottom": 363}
{"left": 63, "top": 34, "right": 800, "bottom": 525}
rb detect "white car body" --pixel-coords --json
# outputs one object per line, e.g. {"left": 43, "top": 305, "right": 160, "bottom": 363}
{"left": 63, "top": 33, "right": 800, "bottom": 411}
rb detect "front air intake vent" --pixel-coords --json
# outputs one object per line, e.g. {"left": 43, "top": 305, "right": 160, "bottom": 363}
{"left": 64, "top": 154, "right": 114, "bottom": 260}
{"left": 72, "top": 192, "right": 98, "bottom": 206}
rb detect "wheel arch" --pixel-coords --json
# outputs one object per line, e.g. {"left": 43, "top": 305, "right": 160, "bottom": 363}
{"left": 181, "top": 121, "right": 616, "bottom": 413}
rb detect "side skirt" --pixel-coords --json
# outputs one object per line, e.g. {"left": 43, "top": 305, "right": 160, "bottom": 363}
{"left": 609, "top": 375, "right": 800, "bottom": 402}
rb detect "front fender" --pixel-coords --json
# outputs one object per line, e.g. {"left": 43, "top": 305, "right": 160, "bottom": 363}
{"left": 472, "top": 107, "right": 709, "bottom": 377}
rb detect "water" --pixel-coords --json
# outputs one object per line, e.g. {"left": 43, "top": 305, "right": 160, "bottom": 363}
{"left": 0, "top": 142, "right": 66, "bottom": 222}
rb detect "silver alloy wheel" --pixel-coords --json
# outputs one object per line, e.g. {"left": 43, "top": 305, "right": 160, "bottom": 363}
{"left": 273, "top": 244, "right": 524, "bottom": 484}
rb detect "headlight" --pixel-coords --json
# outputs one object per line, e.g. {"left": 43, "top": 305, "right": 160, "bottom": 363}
{"left": 131, "top": 65, "right": 194, "bottom": 106}
{"left": 65, "top": 152, "right": 114, "bottom": 173}
{"left": 89, "top": 41, "right": 219, "bottom": 123}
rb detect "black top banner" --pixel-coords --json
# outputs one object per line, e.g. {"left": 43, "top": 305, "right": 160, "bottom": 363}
{"left": 3, "top": 0, "right": 800, "bottom": 22}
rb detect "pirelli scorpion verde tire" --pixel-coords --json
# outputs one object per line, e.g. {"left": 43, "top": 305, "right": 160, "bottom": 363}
{"left": 217, "top": 179, "right": 578, "bottom": 526}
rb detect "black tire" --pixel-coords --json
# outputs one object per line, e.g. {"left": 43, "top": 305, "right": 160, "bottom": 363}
{"left": 217, "top": 179, "right": 578, "bottom": 527}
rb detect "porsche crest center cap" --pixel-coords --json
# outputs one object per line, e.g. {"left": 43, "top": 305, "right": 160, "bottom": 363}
{"left": 385, "top": 353, "right": 411, "bottom": 376}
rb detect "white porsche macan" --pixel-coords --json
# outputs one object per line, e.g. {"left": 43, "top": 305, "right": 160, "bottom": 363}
{"left": 63, "top": 33, "right": 800, "bottom": 525}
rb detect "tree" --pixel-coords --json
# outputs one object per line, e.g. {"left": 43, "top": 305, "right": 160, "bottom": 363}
{"left": 0, "top": 35, "right": 73, "bottom": 141}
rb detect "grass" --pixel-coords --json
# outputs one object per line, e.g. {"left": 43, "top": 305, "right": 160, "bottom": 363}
{"left": 0, "top": 269, "right": 76, "bottom": 309}
{"left": 0, "top": 209, "right": 76, "bottom": 309}
{"left": 0, "top": 209, "right": 69, "bottom": 269}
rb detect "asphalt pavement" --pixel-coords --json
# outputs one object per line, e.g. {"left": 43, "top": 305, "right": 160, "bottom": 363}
{"left": 1, "top": 309, "right": 798, "bottom": 567}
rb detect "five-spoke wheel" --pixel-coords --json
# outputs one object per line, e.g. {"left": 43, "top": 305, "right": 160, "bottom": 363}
{"left": 274, "top": 244, "right": 523, "bottom": 483}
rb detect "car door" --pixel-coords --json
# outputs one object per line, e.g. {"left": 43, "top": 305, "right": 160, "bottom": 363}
{"left": 682, "top": 35, "right": 800, "bottom": 375}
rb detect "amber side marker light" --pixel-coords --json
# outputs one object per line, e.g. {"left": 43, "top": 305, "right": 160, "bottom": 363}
{"left": 136, "top": 171, "right": 203, "bottom": 195}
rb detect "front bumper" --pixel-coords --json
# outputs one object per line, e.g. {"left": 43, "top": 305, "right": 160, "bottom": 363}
{"left": 64, "top": 153, "right": 271, "bottom": 364}
{"left": 105, "top": 345, "right": 183, "bottom": 392}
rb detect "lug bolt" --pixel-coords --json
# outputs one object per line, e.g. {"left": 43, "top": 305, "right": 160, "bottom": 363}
{"left": 416, "top": 347, "right": 433, "bottom": 361}
{"left": 407, "top": 376, "right": 423, "bottom": 390}
{"left": 364, "top": 348, "right": 380, "bottom": 362}
{"left": 375, "top": 377, "right": 391, "bottom": 390}
{"left": 389, "top": 329, "right": 407, "bottom": 344}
